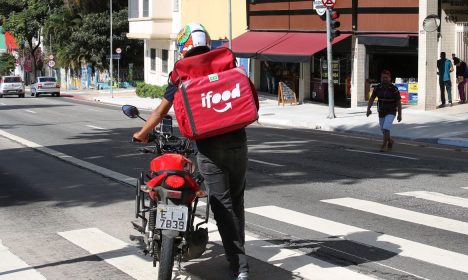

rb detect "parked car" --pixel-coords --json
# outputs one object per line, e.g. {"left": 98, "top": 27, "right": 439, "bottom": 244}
{"left": 31, "top": 77, "right": 60, "bottom": 97}
{"left": 0, "top": 76, "right": 25, "bottom": 98}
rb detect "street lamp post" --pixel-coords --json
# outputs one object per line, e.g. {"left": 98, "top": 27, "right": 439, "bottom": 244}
{"left": 109, "top": 0, "right": 113, "bottom": 98}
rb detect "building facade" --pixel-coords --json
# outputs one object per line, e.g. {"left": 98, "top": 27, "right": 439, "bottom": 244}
{"left": 230, "top": 0, "right": 468, "bottom": 110}
{"left": 127, "top": 0, "right": 247, "bottom": 86}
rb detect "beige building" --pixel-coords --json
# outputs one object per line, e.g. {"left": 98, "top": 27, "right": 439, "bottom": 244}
{"left": 127, "top": 0, "right": 247, "bottom": 86}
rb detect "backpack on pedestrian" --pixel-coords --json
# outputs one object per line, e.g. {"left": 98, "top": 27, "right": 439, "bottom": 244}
{"left": 170, "top": 47, "right": 259, "bottom": 140}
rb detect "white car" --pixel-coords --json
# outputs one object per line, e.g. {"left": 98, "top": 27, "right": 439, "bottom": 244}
{"left": 31, "top": 76, "right": 60, "bottom": 97}
{"left": 0, "top": 76, "right": 25, "bottom": 98}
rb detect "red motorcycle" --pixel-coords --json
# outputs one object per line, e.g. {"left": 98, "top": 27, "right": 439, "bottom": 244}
{"left": 122, "top": 105, "right": 209, "bottom": 280}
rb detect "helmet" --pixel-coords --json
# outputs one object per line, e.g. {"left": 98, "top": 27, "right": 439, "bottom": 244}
{"left": 176, "top": 22, "right": 211, "bottom": 58}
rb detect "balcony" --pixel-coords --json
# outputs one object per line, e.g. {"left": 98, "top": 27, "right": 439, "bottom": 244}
{"left": 127, "top": 0, "right": 178, "bottom": 40}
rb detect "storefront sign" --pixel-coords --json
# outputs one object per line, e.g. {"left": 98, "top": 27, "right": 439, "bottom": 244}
{"left": 442, "top": 0, "right": 468, "bottom": 22}
{"left": 320, "top": 59, "right": 340, "bottom": 84}
{"left": 278, "top": 80, "right": 297, "bottom": 106}
{"left": 313, "top": 0, "right": 326, "bottom": 16}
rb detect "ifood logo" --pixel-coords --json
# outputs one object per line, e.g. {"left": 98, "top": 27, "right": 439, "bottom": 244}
{"left": 201, "top": 83, "right": 240, "bottom": 113}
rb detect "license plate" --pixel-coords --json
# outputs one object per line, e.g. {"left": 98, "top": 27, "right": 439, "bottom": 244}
{"left": 156, "top": 205, "right": 188, "bottom": 231}
{"left": 44, "top": 84, "right": 54, "bottom": 88}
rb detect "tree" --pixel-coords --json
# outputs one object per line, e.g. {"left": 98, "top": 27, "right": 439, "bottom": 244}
{"left": 0, "top": 53, "right": 16, "bottom": 75}
{"left": 1, "top": 0, "right": 62, "bottom": 81}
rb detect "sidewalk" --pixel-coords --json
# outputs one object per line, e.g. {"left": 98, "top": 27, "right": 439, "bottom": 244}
{"left": 64, "top": 88, "right": 468, "bottom": 148}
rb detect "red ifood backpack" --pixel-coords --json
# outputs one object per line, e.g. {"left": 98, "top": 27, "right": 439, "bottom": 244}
{"left": 170, "top": 47, "right": 259, "bottom": 140}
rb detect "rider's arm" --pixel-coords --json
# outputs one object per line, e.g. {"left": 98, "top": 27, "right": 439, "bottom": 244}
{"left": 133, "top": 83, "right": 177, "bottom": 142}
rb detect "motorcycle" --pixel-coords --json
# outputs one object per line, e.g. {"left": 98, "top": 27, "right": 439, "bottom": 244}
{"left": 122, "top": 105, "right": 209, "bottom": 280}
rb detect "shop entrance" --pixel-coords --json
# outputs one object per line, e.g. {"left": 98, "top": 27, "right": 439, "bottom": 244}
{"left": 260, "top": 61, "right": 300, "bottom": 98}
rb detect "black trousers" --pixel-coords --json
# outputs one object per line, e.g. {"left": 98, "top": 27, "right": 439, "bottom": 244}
{"left": 196, "top": 129, "right": 249, "bottom": 273}
{"left": 439, "top": 80, "right": 452, "bottom": 104}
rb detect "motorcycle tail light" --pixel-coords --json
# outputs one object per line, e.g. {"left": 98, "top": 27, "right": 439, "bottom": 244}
{"left": 165, "top": 175, "right": 185, "bottom": 189}
{"left": 166, "top": 190, "right": 182, "bottom": 199}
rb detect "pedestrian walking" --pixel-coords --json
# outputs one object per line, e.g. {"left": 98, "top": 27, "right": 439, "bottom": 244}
{"left": 366, "top": 70, "right": 402, "bottom": 152}
{"left": 453, "top": 57, "right": 468, "bottom": 104}
{"left": 437, "top": 52, "right": 454, "bottom": 107}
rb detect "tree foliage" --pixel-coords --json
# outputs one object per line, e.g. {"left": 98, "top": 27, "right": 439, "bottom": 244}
{"left": 0, "top": 0, "right": 62, "bottom": 80}
{"left": 0, "top": 53, "right": 16, "bottom": 75}
{"left": 1, "top": 0, "right": 143, "bottom": 76}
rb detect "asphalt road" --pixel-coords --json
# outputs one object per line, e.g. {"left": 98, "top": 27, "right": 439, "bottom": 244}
{"left": 0, "top": 95, "right": 467, "bottom": 280}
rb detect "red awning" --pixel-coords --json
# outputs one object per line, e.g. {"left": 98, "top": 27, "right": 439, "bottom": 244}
{"left": 229, "top": 31, "right": 351, "bottom": 63}
{"left": 228, "top": 31, "right": 289, "bottom": 58}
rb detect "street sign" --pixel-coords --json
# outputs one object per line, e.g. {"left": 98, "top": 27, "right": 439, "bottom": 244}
{"left": 322, "top": 0, "right": 336, "bottom": 8}
{"left": 106, "top": 54, "right": 121, "bottom": 60}
{"left": 313, "top": 0, "right": 326, "bottom": 16}
{"left": 116, "top": 48, "right": 122, "bottom": 54}
{"left": 48, "top": 60, "right": 56, "bottom": 68}
{"left": 49, "top": 54, "right": 54, "bottom": 60}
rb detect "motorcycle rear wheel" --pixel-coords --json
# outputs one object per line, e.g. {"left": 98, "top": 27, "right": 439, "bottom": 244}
{"left": 158, "top": 235, "right": 176, "bottom": 280}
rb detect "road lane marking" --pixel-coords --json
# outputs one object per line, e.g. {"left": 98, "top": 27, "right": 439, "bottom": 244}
{"left": 345, "top": 149, "right": 419, "bottom": 160}
{"left": 58, "top": 228, "right": 157, "bottom": 280}
{"left": 0, "top": 129, "right": 135, "bottom": 186}
{"left": 396, "top": 191, "right": 468, "bottom": 209}
{"left": 248, "top": 159, "right": 284, "bottom": 167}
{"left": 322, "top": 197, "right": 468, "bottom": 236}
{"left": 85, "top": 125, "right": 106, "bottom": 130}
{"left": 0, "top": 102, "right": 6, "bottom": 105}
{"left": 246, "top": 205, "right": 468, "bottom": 274}
{"left": 462, "top": 187, "right": 468, "bottom": 190}
{"left": 87, "top": 108, "right": 100, "bottom": 112}
{"left": 24, "top": 110, "right": 37, "bottom": 114}
{"left": 0, "top": 239, "right": 47, "bottom": 280}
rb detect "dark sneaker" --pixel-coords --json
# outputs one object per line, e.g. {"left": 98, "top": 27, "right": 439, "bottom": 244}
{"left": 438, "top": 104, "right": 446, "bottom": 108}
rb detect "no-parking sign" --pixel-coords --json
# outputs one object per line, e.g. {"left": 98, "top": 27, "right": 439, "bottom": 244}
{"left": 322, "top": 0, "right": 336, "bottom": 8}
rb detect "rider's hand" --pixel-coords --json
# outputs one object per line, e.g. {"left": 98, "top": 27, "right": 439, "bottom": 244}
{"left": 366, "top": 109, "right": 372, "bottom": 117}
{"left": 133, "top": 131, "right": 149, "bottom": 143}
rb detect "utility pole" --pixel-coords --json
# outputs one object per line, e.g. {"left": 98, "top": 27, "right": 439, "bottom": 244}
{"left": 326, "top": 8, "right": 335, "bottom": 119}
{"left": 228, "top": 0, "right": 232, "bottom": 49}
{"left": 109, "top": 0, "right": 113, "bottom": 98}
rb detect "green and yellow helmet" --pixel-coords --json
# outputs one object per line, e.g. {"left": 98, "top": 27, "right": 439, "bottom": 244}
{"left": 176, "top": 22, "right": 211, "bottom": 58}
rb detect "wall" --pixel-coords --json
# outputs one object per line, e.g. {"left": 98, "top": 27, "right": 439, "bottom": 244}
{"left": 248, "top": 0, "right": 418, "bottom": 33}
{"left": 181, "top": 0, "right": 247, "bottom": 40}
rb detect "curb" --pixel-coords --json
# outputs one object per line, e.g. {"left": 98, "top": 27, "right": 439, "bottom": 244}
{"left": 437, "top": 138, "right": 468, "bottom": 148}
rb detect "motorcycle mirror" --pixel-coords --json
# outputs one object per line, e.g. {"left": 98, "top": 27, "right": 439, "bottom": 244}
{"left": 122, "top": 105, "right": 140, "bottom": 119}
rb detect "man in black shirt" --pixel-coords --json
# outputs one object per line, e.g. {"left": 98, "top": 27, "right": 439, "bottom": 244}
{"left": 366, "top": 70, "right": 402, "bottom": 152}
{"left": 453, "top": 57, "right": 467, "bottom": 104}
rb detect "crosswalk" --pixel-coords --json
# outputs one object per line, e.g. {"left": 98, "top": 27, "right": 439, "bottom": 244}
{"left": 1, "top": 189, "right": 467, "bottom": 280}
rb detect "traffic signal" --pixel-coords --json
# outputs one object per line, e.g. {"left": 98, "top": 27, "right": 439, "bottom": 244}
{"left": 329, "top": 9, "right": 341, "bottom": 40}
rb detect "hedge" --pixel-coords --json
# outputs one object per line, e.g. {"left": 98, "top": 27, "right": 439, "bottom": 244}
{"left": 136, "top": 82, "right": 167, "bottom": 99}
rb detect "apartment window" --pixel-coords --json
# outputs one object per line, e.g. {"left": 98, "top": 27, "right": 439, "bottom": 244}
{"left": 143, "top": 0, "right": 149, "bottom": 17}
{"left": 128, "top": 0, "right": 139, "bottom": 18}
{"left": 173, "top": 0, "right": 179, "bottom": 12}
{"left": 162, "top": 49, "right": 169, "bottom": 73}
{"left": 150, "top": 49, "right": 156, "bottom": 71}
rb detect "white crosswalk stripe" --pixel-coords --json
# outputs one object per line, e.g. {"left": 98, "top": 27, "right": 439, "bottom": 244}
{"left": 396, "top": 191, "right": 468, "bottom": 208}
{"left": 59, "top": 222, "right": 375, "bottom": 280}
{"left": 196, "top": 218, "right": 376, "bottom": 280}
{"left": 0, "top": 239, "right": 47, "bottom": 280}
{"left": 246, "top": 205, "right": 468, "bottom": 274}
{"left": 321, "top": 197, "right": 468, "bottom": 235}
{"left": 58, "top": 228, "right": 157, "bottom": 280}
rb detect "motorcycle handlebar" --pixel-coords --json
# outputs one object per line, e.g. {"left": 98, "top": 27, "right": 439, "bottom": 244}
{"left": 134, "top": 131, "right": 194, "bottom": 156}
